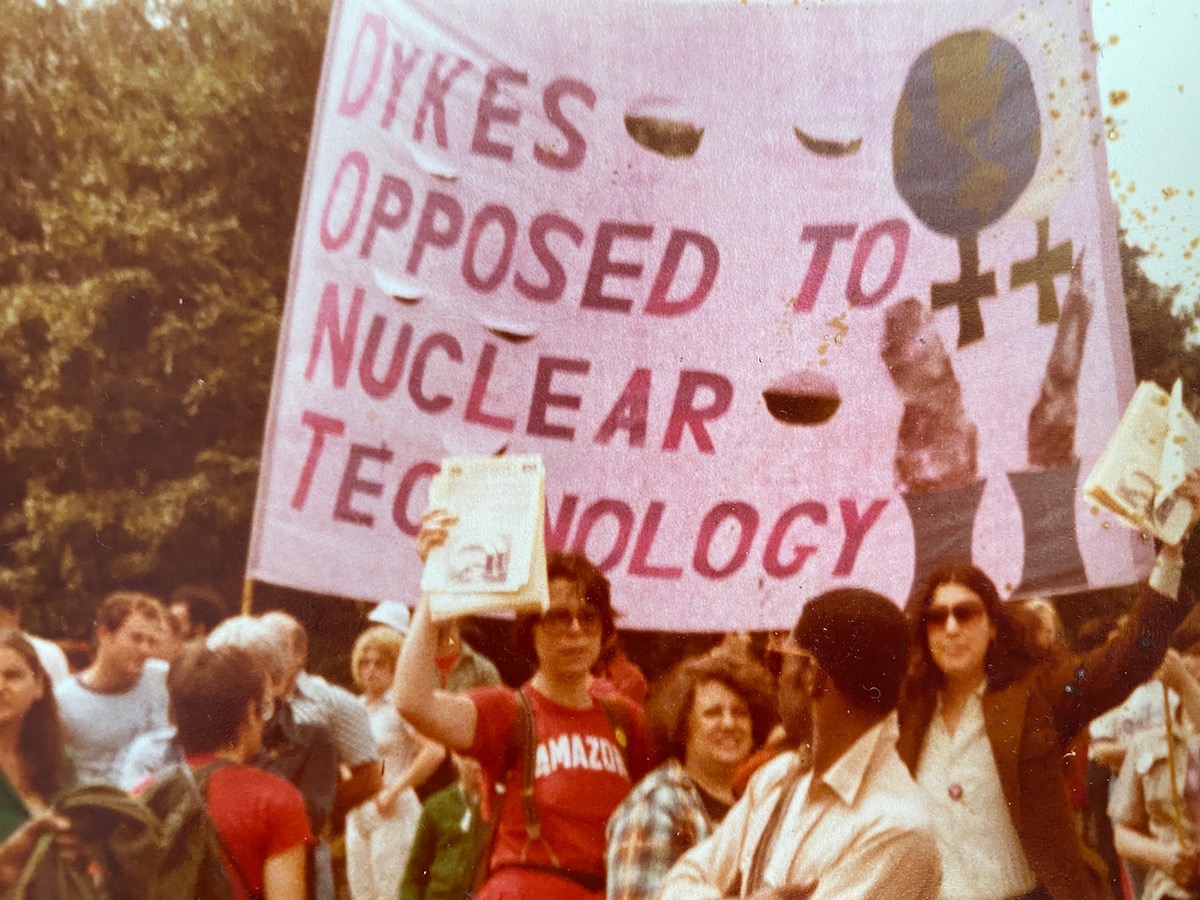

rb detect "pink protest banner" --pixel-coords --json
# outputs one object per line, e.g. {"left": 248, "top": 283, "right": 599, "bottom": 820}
{"left": 248, "top": 0, "right": 1149, "bottom": 630}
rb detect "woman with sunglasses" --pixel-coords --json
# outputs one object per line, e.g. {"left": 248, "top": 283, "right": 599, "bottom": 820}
{"left": 395, "top": 512, "right": 650, "bottom": 900}
{"left": 898, "top": 562, "right": 1191, "bottom": 900}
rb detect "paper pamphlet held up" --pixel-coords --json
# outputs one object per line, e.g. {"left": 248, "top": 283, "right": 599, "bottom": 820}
{"left": 420, "top": 454, "right": 549, "bottom": 621}
{"left": 1084, "top": 380, "right": 1200, "bottom": 546}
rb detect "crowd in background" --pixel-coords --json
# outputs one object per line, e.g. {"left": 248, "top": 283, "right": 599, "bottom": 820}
{"left": 0, "top": 535, "right": 1196, "bottom": 900}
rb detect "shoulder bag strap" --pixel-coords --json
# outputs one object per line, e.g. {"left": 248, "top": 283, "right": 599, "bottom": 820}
{"left": 189, "top": 762, "right": 262, "bottom": 900}
{"left": 596, "top": 697, "right": 631, "bottom": 769}
{"left": 473, "top": 685, "right": 538, "bottom": 887}
{"left": 741, "top": 764, "right": 805, "bottom": 896}
{"left": 513, "top": 687, "right": 561, "bottom": 867}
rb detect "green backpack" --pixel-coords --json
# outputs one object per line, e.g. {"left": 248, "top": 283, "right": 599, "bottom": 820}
{"left": 12, "top": 783, "right": 162, "bottom": 900}
{"left": 138, "top": 763, "right": 257, "bottom": 900}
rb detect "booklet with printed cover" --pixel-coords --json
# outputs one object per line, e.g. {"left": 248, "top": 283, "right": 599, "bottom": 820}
{"left": 1084, "top": 380, "right": 1200, "bottom": 545}
{"left": 420, "top": 454, "right": 549, "bottom": 620}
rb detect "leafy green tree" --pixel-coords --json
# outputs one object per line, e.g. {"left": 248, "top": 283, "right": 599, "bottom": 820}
{"left": 1122, "top": 232, "right": 1200, "bottom": 398}
{"left": 0, "top": 0, "right": 328, "bottom": 635}
{"left": 1, "top": 0, "right": 1198, "bottom": 644}
{"left": 1117, "top": 231, "right": 1200, "bottom": 590}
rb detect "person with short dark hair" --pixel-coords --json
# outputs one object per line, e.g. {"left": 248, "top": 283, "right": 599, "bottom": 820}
{"left": 660, "top": 588, "right": 941, "bottom": 900}
{"left": 54, "top": 591, "right": 170, "bottom": 782}
{"left": 156, "top": 585, "right": 229, "bottom": 663}
{"left": 168, "top": 585, "right": 228, "bottom": 641}
{"left": 159, "top": 643, "right": 312, "bottom": 900}
{"left": 898, "top": 563, "right": 1192, "bottom": 900}
{"left": 396, "top": 511, "right": 651, "bottom": 900}
{"left": 606, "top": 652, "right": 776, "bottom": 900}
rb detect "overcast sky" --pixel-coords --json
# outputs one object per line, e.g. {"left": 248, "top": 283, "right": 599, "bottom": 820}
{"left": 1092, "top": 0, "right": 1199, "bottom": 300}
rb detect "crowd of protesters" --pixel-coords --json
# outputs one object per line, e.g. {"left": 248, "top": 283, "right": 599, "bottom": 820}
{"left": 0, "top": 522, "right": 1196, "bottom": 900}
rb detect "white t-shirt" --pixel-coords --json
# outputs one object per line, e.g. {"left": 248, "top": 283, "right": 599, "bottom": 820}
{"left": 55, "top": 659, "right": 170, "bottom": 783}
{"left": 25, "top": 632, "right": 70, "bottom": 685}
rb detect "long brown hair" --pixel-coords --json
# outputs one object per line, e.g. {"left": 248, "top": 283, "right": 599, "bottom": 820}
{"left": 0, "top": 629, "right": 69, "bottom": 801}
{"left": 904, "top": 564, "right": 1046, "bottom": 695}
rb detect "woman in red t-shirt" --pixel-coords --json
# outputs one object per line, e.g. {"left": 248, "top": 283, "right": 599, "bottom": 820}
{"left": 395, "top": 512, "right": 649, "bottom": 900}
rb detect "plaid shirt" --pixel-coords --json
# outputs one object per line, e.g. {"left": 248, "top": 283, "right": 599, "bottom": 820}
{"left": 605, "top": 758, "right": 715, "bottom": 900}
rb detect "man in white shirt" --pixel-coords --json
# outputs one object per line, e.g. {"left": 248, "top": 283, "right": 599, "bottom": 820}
{"left": 660, "top": 588, "right": 941, "bottom": 900}
{"left": 54, "top": 591, "right": 170, "bottom": 782}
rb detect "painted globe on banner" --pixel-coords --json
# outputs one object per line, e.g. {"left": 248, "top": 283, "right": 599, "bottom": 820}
{"left": 893, "top": 29, "right": 1042, "bottom": 238}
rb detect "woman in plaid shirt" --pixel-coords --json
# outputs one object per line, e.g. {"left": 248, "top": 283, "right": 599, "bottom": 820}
{"left": 605, "top": 651, "right": 776, "bottom": 900}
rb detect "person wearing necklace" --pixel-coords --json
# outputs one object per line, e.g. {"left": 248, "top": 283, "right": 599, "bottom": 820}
{"left": 606, "top": 651, "right": 776, "bottom": 900}
{"left": 897, "top": 561, "right": 1193, "bottom": 900}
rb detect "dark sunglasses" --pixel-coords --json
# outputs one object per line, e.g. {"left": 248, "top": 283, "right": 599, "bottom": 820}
{"left": 923, "top": 602, "right": 986, "bottom": 628}
{"left": 537, "top": 607, "right": 602, "bottom": 633}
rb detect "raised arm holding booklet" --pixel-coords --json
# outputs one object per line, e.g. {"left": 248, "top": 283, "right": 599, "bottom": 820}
{"left": 1084, "top": 379, "right": 1200, "bottom": 547}
{"left": 419, "top": 454, "right": 549, "bottom": 621}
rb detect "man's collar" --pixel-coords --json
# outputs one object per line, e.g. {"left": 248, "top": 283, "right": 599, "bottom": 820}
{"left": 817, "top": 714, "right": 896, "bottom": 807}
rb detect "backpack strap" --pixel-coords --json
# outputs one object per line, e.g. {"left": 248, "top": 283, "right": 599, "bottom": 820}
{"left": 596, "top": 696, "right": 631, "bottom": 771}
{"left": 513, "top": 687, "right": 561, "bottom": 867}
{"left": 473, "top": 685, "right": 542, "bottom": 887}
{"left": 188, "top": 761, "right": 262, "bottom": 900}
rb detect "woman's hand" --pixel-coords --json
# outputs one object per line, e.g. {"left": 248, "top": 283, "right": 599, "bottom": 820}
{"left": 0, "top": 814, "right": 74, "bottom": 888}
{"left": 416, "top": 509, "right": 458, "bottom": 562}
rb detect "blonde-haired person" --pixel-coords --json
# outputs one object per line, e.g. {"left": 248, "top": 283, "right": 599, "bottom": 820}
{"left": 346, "top": 624, "right": 445, "bottom": 900}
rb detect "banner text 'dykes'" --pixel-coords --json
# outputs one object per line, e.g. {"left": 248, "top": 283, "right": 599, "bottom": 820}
{"left": 323, "top": 14, "right": 911, "bottom": 318}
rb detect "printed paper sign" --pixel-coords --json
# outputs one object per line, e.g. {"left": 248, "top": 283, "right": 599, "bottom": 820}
{"left": 1085, "top": 380, "right": 1200, "bottom": 545}
{"left": 248, "top": 0, "right": 1149, "bottom": 629}
{"left": 421, "top": 454, "right": 549, "bottom": 619}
